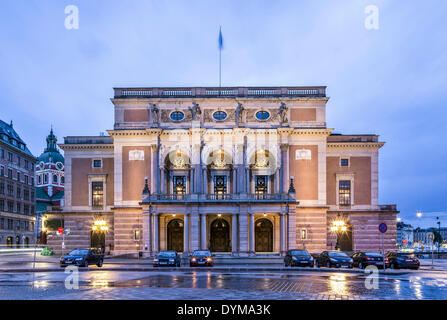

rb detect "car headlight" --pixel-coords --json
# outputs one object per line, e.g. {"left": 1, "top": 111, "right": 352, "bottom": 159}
{"left": 349, "top": 259, "right": 353, "bottom": 263}
{"left": 75, "top": 258, "right": 83, "bottom": 261}
{"left": 330, "top": 258, "right": 337, "bottom": 262}
{"left": 207, "top": 258, "right": 212, "bottom": 262}
{"left": 292, "top": 257, "right": 298, "bottom": 260}
{"left": 191, "top": 258, "right": 196, "bottom": 262}
{"left": 169, "top": 259, "right": 174, "bottom": 262}
{"left": 154, "top": 258, "right": 159, "bottom": 262}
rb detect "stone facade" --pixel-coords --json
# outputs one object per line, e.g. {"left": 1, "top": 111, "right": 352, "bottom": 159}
{"left": 46, "top": 86, "right": 398, "bottom": 256}
{"left": 0, "top": 120, "right": 37, "bottom": 248}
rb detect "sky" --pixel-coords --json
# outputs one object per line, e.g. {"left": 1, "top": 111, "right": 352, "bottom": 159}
{"left": 0, "top": 0, "right": 446, "bottom": 228}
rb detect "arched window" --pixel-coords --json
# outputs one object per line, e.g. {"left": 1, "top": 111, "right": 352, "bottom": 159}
{"left": 213, "top": 111, "right": 227, "bottom": 121}
{"left": 255, "top": 111, "right": 270, "bottom": 121}
{"left": 53, "top": 175, "right": 58, "bottom": 183}
{"left": 170, "top": 111, "right": 185, "bottom": 121}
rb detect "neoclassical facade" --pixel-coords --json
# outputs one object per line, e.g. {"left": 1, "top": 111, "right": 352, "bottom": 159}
{"left": 46, "top": 86, "right": 398, "bottom": 256}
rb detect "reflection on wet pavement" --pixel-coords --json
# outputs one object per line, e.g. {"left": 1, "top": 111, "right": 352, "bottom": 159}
{"left": 0, "top": 270, "right": 447, "bottom": 300}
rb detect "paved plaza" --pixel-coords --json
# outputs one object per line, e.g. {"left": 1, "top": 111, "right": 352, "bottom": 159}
{"left": 0, "top": 269, "right": 446, "bottom": 300}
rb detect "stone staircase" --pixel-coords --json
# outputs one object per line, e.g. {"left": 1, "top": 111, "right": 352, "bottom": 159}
{"left": 212, "top": 253, "right": 284, "bottom": 266}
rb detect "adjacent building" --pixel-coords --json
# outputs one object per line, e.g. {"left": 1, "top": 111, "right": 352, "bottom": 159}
{"left": 45, "top": 86, "right": 398, "bottom": 255}
{"left": 396, "top": 222, "right": 414, "bottom": 249}
{"left": 35, "top": 129, "right": 65, "bottom": 242}
{"left": 0, "top": 120, "right": 37, "bottom": 247}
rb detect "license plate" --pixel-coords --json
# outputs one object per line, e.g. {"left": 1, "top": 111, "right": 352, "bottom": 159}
{"left": 198, "top": 261, "right": 205, "bottom": 264}
{"left": 160, "top": 261, "right": 167, "bottom": 264}
{"left": 341, "top": 264, "right": 349, "bottom": 267}
{"left": 300, "top": 261, "right": 307, "bottom": 263}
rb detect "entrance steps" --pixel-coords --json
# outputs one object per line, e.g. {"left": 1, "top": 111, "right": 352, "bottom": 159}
{"left": 212, "top": 253, "right": 284, "bottom": 266}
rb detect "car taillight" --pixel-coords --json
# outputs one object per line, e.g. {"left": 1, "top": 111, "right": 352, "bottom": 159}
{"left": 365, "top": 257, "right": 373, "bottom": 261}
{"left": 385, "top": 258, "right": 389, "bottom": 262}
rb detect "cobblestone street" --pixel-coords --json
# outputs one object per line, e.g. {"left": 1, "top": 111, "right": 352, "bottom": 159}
{"left": 1, "top": 269, "right": 446, "bottom": 300}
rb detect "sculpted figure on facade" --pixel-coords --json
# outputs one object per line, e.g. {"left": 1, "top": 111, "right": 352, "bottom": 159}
{"left": 189, "top": 103, "right": 202, "bottom": 121}
{"left": 278, "top": 102, "right": 288, "bottom": 125}
{"left": 235, "top": 102, "right": 245, "bottom": 127}
{"left": 149, "top": 103, "right": 160, "bottom": 126}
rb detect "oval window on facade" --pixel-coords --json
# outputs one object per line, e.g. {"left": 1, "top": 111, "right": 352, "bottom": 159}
{"left": 213, "top": 111, "right": 227, "bottom": 121}
{"left": 255, "top": 111, "right": 270, "bottom": 121}
{"left": 170, "top": 111, "right": 185, "bottom": 121}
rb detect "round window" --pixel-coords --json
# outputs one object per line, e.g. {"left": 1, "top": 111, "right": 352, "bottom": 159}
{"left": 213, "top": 111, "right": 227, "bottom": 121}
{"left": 255, "top": 111, "right": 270, "bottom": 121}
{"left": 170, "top": 111, "right": 185, "bottom": 121}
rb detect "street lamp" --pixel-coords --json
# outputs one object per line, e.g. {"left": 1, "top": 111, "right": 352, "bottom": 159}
{"left": 417, "top": 211, "right": 422, "bottom": 218}
{"left": 331, "top": 215, "right": 346, "bottom": 251}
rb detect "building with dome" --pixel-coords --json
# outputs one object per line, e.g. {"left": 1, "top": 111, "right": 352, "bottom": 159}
{"left": 0, "top": 119, "right": 37, "bottom": 248}
{"left": 45, "top": 86, "right": 398, "bottom": 256}
{"left": 35, "top": 129, "right": 65, "bottom": 241}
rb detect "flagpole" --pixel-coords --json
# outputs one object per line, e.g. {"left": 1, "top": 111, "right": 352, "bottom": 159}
{"left": 219, "top": 47, "right": 221, "bottom": 88}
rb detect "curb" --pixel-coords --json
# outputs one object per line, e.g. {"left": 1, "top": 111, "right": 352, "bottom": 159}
{"left": 0, "top": 266, "right": 409, "bottom": 275}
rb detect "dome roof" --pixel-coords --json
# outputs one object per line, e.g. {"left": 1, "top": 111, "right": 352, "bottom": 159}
{"left": 38, "top": 128, "right": 64, "bottom": 164}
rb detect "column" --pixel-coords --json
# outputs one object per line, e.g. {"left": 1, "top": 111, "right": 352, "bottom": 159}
{"left": 280, "top": 144, "right": 289, "bottom": 194}
{"left": 201, "top": 214, "right": 207, "bottom": 250}
{"left": 280, "top": 213, "right": 285, "bottom": 255}
{"left": 238, "top": 212, "right": 249, "bottom": 255}
{"left": 183, "top": 214, "right": 189, "bottom": 253}
{"left": 142, "top": 206, "right": 152, "bottom": 257}
{"left": 274, "top": 168, "right": 280, "bottom": 194}
{"left": 245, "top": 166, "right": 250, "bottom": 194}
{"left": 151, "top": 144, "right": 159, "bottom": 193}
{"left": 160, "top": 165, "right": 166, "bottom": 194}
{"left": 232, "top": 167, "right": 237, "bottom": 194}
{"left": 190, "top": 213, "right": 200, "bottom": 251}
{"left": 249, "top": 213, "right": 255, "bottom": 254}
{"left": 232, "top": 214, "right": 238, "bottom": 254}
{"left": 203, "top": 167, "right": 208, "bottom": 195}
{"left": 287, "top": 206, "right": 297, "bottom": 250}
{"left": 153, "top": 213, "right": 159, "bottom": 253}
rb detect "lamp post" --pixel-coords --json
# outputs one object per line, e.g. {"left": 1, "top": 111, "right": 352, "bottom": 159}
{"left": 331, "top": 214, "right": 347, "bottom": 251}
{"left": 436, "top": 216, "right": 441, "bottom": 258}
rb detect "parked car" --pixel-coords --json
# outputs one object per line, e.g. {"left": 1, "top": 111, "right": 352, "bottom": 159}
{"left": 284, "top": 250, "right": 314, "bottom": 267}
{"left": 153, "top": 250, "right": 181, "bottom": 267}
{"left": 190, "top": 250, "right": 214, "bottom": 267}
{"left": 316, "top": 251, "right": 353, "bottom": 268}
{"left": 60, "top": 248, "right": 104, "bottom": 267}
{"left": 385, "top": 252, "right": 420, "bottom": 270}
{"left": 351, "top": 252, "right": 385, "bottom": 269}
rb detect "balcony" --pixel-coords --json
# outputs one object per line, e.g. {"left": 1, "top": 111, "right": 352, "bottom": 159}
{"left": 142, "top": 193, "right": 296, "bottom": 204}
{"left": 114, "top": 86, "right": 326, "bottom": 99}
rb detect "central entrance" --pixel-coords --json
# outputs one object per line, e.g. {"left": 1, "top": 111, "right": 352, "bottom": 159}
{"left": 255, "top": 218, "right": 273, "bottom": 252}
{"left": 167, "top": 219, "right": 184, "bottom": 252}
{"left": 209, "top": 218, "right": 230, "bottom": 252}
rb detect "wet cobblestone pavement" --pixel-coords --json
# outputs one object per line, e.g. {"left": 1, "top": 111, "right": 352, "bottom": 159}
{"left": 0, "top": 270, "right": 446, "bottom": 300}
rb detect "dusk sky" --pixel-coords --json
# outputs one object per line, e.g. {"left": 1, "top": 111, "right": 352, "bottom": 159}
{"left": 0, "top": 1, "right": 446, "bottom": 228}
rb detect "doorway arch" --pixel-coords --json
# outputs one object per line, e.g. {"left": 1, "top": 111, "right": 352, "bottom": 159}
{"left": 209, "top": 218, "right": 230, "bottom": 252}
{"left": 255, "top": 218, "right": 273, "bottom": 252}
{"left": 167, "top": 219, "right": 184, "bottom": 252}
{"left": 91, "top": 231, "right": 105, "bottom": 253}
{"left": 338, "top": 225, "right": 353, "bottom": 252}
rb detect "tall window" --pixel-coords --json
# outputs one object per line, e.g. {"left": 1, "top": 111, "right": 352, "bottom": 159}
{"left": 0, "top": 181, "right": 4, "bottom": 194}
{"left": 255, "top": 176, "right": 268, "bottom": 197}
{"left": 339, "top": 180, "right": 351, "bottom": 206}
{"left": 53, "top": 174, "right": 58, "bottom": 183}
{"left": 0, "top": 166, "right": 3, "bottom": 176}
{"left": 91, "top": 182, "right": 104, "bottom": 207}
{"left": 173, "top": 176, "right": 186, "bottom": 195}
{"left": 214, "top": 176, "right": 227, "bottom": 197}
{"left": 44, "top": 174, "right": 48, "bottom": 184}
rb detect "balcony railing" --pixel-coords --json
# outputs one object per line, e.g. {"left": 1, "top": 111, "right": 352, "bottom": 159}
{"left": 143, "top": 193, "right": 296, "bottom": 203}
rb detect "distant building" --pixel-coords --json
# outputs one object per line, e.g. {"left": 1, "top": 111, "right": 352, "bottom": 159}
{"left": 396, "top": 222, "right": 413, "bottom": 248}
{"left": 0, "top": 120, "right": 37, "bottom": 247}
{"left": 414, "top": 227, "right": 447, "bottom": 248}
{"left": 35, "top": 129, "right": 65, "bottom": 242}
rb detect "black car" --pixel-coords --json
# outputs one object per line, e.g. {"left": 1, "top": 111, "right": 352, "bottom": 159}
{"left": 385, "top": 252, "right": 420, "bottom": 270}
{"left": 60, "top": 249, "right": 104, "bottom": 267}
{"left": 153, "top": 250, "right": 181, "bottom": 267}
{"left": 284, "top": 250, "right": 314, "bottom": 267}
{"left": 190, "top": 250, "right": 214, "bottom": 267}
{"left": 316, "top": 251, "right": 353, "bottom": 268}
{"left": 352, "top": 252, "right": 385, "bottom": 269}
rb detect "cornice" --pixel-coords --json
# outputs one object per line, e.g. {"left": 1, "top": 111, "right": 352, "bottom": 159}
{"left": 291, "top": 128, "right": 334, "bottom": 136}
{"left": 327, "top": 142, "right": 385, "bottom": 149}
{"left": 59, "top": 144, "right": 114, "bottom": 151}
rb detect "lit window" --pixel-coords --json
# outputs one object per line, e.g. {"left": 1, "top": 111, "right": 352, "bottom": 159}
{"left": 92, "top": 182, "right": 104, "bottom": 207}
{"left": 213, "top": 111, "right": 227, "bottom": 121}
{"left": 255, "top": 111, "right": 270, "bottom": 121}
{"left": 170, "top": 111, "right": 185, "bottom": 121}
{"left": 93, "top": 159, "right": 102, "bottom": 168}
{"left": 339, "top": 180, "right": 351, "bottom": 206}
{"left": 214, "top": 176, "right": 227, "bottom": 196}
{"left": 301, "top": 229, "right": 307, "bottom": 240}
{"left": 340, "top": 159, "right": 349, "bottom": 167}
{"left": 255, "top": 176, "right": 267, "bottom": 198}
{"left": 173, "top": 176, "right": 186, "bottom": 195}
